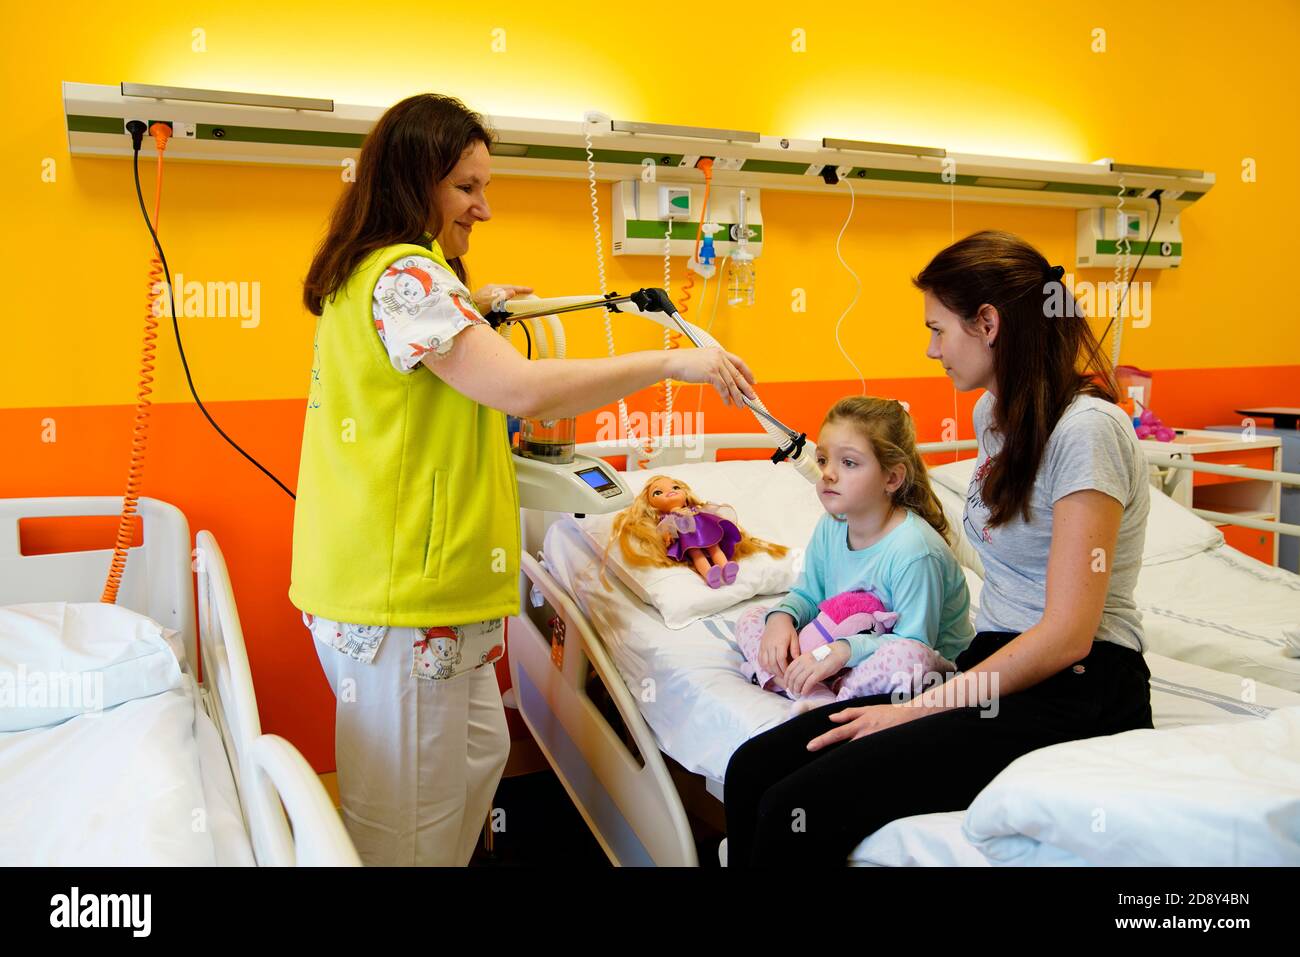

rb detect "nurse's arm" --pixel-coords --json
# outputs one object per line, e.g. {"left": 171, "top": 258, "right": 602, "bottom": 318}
{"left": 902, "top": 489, "right": 1122, "bottom": 714}
{"left": 422, "top": 323, "right": 752, "bottom": 419}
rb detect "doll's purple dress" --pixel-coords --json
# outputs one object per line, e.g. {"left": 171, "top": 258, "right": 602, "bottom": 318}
{"left": 658, "top": 505, "right": 741, "bottom": 562}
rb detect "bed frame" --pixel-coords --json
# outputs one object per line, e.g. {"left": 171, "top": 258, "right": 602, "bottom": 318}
{"left": 509, "top": 434, "right": 823, "bottom": 866}
{"left": 507, "top": 432, "right": 1300, "bottom": 866}
{"left": 0, "top": 496, "right": 359, "bottom": 867}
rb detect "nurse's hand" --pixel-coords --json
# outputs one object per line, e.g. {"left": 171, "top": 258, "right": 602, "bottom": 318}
{"left": 473, "top": 284, "right": 535, "bottom": 315}
{"left": 667, "top": 347, "right": 756, "bottom": 407}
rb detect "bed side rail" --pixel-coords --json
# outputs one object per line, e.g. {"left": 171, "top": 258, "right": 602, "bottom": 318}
{"left": 508, "top": 550, "right": 698, "bottom": 866}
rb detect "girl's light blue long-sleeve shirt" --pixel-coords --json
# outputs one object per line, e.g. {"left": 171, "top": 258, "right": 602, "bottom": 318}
{"left": 765, "top": 509, "right": 975, "bottom": 667}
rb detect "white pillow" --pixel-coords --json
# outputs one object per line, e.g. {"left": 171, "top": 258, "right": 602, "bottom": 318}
{"left": 927, "top": 455, "right": 1223, "bottom": 567}
{"left": 1143, "top": 484, "right": 1223, "bottom": 563}
{"left": 0, "top": 602, "right": 183, "bottom": 732}
{"left": 571, "top": 460, "right": 820, "bottom": 629}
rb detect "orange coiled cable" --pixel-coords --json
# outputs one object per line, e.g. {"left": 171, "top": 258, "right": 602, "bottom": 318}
{"left": 102, "top": 123, "right": 172, "bottom": 604}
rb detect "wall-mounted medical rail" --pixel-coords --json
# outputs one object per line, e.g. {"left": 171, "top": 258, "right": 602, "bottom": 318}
{"left": 63, "top": 82, "right": 1214, "bottom": 215}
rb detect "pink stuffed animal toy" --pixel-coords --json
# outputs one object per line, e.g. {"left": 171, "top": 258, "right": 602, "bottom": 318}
{"left": 736, "top": 588, "right": 957, "bottom": 716}
{"left": 798, "top": 590, "right": 899, "bottom": 656}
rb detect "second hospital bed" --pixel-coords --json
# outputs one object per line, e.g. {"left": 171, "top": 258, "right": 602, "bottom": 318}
{"left": 0, "top": 495, "right": 361, "bottom": 866}
{"left": 507, "top": 434, "right": 1300, "bottom": 867}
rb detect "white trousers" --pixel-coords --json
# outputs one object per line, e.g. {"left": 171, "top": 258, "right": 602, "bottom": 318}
{"left": 312, "top": 628, "right": 511, "bottom": 866}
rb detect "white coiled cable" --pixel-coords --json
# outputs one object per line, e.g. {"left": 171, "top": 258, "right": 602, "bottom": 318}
{"left": 833, "top": 176, "right": 866, "bottom": 395}
{"left": 1111, "top": 175, "right": 1132, "bottom": 366}
{"left": 583, "top": 111, "right": 643, "bottom": 454}
{"left": 654, "top": 221, "right": 673, "bottom": 457}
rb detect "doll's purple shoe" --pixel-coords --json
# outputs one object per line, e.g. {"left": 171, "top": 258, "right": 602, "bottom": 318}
{"left": 722, "top": 561, "right": 739, "bottom": 585}
{"left": 706, "top": 566, "right": 724, "bottom": 589}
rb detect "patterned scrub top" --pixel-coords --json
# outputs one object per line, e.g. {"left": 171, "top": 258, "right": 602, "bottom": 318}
{"left": 302, "top": 252, "right": 504, "bottom": 682}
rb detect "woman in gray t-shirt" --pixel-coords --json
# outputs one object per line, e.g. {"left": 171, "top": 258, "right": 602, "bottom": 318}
{"left": 724, "top": 230, "right": 1154, "bottom": 866}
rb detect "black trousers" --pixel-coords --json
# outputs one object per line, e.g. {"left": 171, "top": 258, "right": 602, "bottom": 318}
{"left": 722, "top": 631, "right": 1153, "bottom": 867}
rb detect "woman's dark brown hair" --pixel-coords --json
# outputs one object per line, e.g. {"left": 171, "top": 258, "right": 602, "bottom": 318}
{"left": 303, "top": 93, "right": 494, "bottom": 316}
{"left": 912, "top": 230, "right": 1119, "bottom": 528}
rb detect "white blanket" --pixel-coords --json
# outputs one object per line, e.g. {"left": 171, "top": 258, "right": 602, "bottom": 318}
{"left": 962, "top": 705, "right": 1300, "bottom": 866}
{"left": 0, "top": 682, "right": 244, "bottom": 865}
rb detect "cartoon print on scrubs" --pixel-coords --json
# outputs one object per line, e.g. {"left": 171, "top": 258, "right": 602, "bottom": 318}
{"left": 413, "top": 626, "right": 462, "bottom": 679}
{"left": 411, "top": 618, "right": 504, "bottom": 681}
{"left": 303, "top": 612, "right": 386, "bottom": 664}
{"left": 372, "top": 255, "right": 486, "bottom": 372}
{"left": 305, "top": 611, "right": 504, "bottom": 680}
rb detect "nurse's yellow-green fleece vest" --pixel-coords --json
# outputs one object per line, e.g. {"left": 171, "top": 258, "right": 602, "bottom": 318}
{"left": 290, "top": 239, "right": 520, "bottom": 626}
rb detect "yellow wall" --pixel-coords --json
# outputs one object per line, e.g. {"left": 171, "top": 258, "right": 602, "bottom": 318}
{"left": 3, "top": 0, "right": 1298, "bottom": 412}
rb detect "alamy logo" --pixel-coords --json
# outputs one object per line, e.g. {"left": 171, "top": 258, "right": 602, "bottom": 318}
{"left": 1043, "top": 272, "right": 1151, "bottom": 326}
{"left": 49, "top": 887, "right": 151, "bottom": 937}
{"left": 152, "top": 273, "right": 261, "bottom": 328}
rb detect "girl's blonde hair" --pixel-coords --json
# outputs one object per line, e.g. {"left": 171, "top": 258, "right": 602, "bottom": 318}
{"left": 601, "top": 476, "right": 788, "bottom": 587}
{"left": 821, "top": 396, "right": 951, "bottom": 544}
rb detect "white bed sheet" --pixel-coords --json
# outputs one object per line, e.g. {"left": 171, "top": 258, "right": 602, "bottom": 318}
{"left": 542, "top": 517, "right": 1300, "bottom": 866}
{"left": 1136, "top": 545, "right": 1300, "bottom": 693}
{"left": 927, "top": 458, "right": 1300, "bottom": 695}
{"left": 0, "top": 675, "right": 253, "bottom": 866}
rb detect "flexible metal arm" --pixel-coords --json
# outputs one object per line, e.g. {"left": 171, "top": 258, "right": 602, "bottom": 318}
{"left": 487, "top": 289, "right": 819, "bottom": 481}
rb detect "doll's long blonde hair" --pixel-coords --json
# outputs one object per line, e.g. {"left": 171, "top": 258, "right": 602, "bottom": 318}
{"left": 601, "top": 476, "right": 787, "bottom": 587}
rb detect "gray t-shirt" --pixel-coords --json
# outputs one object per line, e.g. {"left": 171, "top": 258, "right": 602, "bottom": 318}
{"left": 965, "top": 390, "right": 1149, "bottom": 653}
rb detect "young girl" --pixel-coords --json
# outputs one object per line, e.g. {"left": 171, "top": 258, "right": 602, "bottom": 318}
{"left": 736, "top": 396, "right": 975, "bottom": 711}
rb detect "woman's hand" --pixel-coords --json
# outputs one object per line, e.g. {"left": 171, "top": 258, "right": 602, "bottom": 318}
{"left": 472, "top": 284, "right": 534, "bottom": 315}
{"left": 666, "top": 347, "right": 756, "bottom": 407}
{"left": 806, "top": 702, "right": 919, "bottom": 751}
{"left": 783, "top": 641, "right": 851, "bottom": 697}
{"left": 759, "top": 613, "right": 802, "bottom": 678}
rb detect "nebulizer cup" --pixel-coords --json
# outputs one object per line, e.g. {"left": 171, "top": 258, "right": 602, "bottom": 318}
{"left": 515, "top": 415, "right": 576, "bottom": 465}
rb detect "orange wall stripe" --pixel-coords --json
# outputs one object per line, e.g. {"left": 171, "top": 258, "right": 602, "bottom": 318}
{"left": 3, "top": 363, "right": 1295, "bottom": 772}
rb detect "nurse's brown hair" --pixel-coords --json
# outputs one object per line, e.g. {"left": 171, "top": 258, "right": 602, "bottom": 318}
{"left": 303, "top": 93, "right": 494, "bottom": 316}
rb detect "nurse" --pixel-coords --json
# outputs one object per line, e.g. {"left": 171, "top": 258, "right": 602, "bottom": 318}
{"left": 292, "top": 92, "right": 756, "bottom": 866}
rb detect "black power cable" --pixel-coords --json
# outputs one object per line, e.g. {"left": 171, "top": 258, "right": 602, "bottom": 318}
{"left": 1097, "top": 189, "right": 1163, "bottom": 354}
{"left": 128, "top": 122, "right": 296, "bottom": 499}
{"left": 519, "top": 318, "right": 532, "bottom": 359}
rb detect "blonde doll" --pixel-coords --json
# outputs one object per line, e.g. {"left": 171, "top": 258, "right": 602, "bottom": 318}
{"left": 606, "top": 475, "right": 788, "bottom": 589}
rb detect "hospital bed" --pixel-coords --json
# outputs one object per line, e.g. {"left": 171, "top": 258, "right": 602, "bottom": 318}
{"left": 0, "top": 496, "right": 361, "bottom": 866}
{"left": 507, "top": 433, "right": 1300, "bottom": 866}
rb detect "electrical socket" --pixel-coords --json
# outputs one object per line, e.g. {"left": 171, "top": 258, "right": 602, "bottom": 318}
{"left": 122, "top": 119, "right": 196, "bottom": 139}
